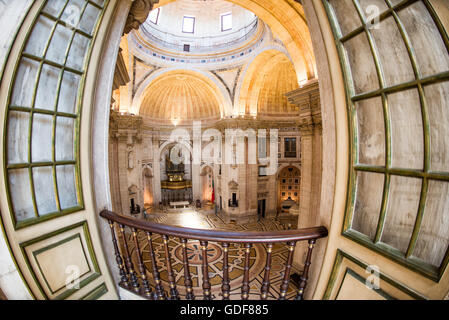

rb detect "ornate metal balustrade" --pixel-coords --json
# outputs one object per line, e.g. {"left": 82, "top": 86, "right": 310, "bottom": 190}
{"left": 100, "top": 209, "right": 328, "bottom": 300}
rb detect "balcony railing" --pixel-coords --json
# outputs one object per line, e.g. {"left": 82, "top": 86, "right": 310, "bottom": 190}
{"left": 100, "top": 209, "right": 328, "bottom": 300}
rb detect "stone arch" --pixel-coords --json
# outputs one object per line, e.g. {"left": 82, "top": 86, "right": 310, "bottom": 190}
{"left": 277, "top": 165, "right": 301, "bottom": 206}
{"left": 157, "top": 140, "right": 193, "bottom": 163}
{"left": 276, "top": 163, "right": 301, "bottom": 178}
{"left": 233, "top": 44, "right": 290, "bottom": 108}
{"left": 131, "top": 68, "right": 233, "bottom": 118}
{"left": 237, "top": 49, "right": 299, "bottom": 116}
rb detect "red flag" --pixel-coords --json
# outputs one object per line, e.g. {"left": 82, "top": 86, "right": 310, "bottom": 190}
{"left": 211, "top": 178, "right": 215, "bottom": 203}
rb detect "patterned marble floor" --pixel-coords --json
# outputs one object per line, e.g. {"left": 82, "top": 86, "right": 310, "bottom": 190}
{"left": 126, "top": 208, "right": 301, "bottom": 300}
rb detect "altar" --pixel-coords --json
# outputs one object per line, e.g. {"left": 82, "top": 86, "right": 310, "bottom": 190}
{"left": 169, "top": 201, "right": 190, "bottom": 209}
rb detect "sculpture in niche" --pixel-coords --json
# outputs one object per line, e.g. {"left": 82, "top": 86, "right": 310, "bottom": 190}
{"left": 228, "top": 180, "right": 239, "bottom": 190}
{"left": 127, "top": 146, "right": 135, "bottom": 169}
{"left": 128, "top": 184, "right": 138, "bottom": 195}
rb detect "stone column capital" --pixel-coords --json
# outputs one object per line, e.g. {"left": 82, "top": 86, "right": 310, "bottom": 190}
{"left": 123, "top": 0, "right": 159, "bottom": 35}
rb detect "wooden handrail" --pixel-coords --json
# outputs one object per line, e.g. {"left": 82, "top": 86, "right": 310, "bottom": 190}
{"left": 100, "top": 209, "right": 328, "bottom": 300}
{"left": 100, "top": 209, "right": 328, "bottom": 243}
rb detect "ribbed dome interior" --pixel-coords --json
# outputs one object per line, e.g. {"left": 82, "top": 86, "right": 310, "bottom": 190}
{"left": 140, "top": 72, "right": 222, "bottom": 121}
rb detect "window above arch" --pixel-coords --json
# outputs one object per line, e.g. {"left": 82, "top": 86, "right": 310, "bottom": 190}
{"left": 221, "top": 12, "right": 232, "bottom": 32}
{"left": 182, "top": 15, "right": 195, "bottom": 33}
{"left": 149, "top": 8, "right": 160, "bottom": 25}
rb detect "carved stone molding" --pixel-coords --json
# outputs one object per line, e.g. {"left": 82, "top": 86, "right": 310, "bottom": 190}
{"left": 228, "top": 180, "right": 239, "bottom": 190}
{"left": 128, "top": 184, "right": 138, "bottom": 195}
{"left": 123, "top": 0, "right": 159, "bottom": 35}
{"left": 286, "top": 79, "right": 322, "bottom": 135}
{"left": 109, "top": 111, "right": 143, "bottom": 144}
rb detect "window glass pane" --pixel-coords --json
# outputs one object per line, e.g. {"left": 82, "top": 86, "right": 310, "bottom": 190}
{"left": 24, "top": 15, "right": 54, "bottom": 57}
{"left": 8, "top": 168, "right": 35, "bottom": 221}
{"left": 355, "top": 96, "right": 385, "bottom": 166}
{"left": 58, "top": 71, "right": 81, "bottom": 114}
{"left": 381, "top": 175, "right": 422, "bottom": 253}
{"left": 358, "top": 0, "right": 389, "bottom": 20}
{"left": 55, "top": 117, "right": 75, "bottom": 161}
{"left": 182, "top": 16, "right": 195, "bottom": 33}
{"left": 328, "top": 0, "right": 362, "bottom": 36}
{"left": 413, "top": 180, "right": 449, "bottom": 267}
{"left": 370, "top": 16, "right": 415, "bottom": 87}
{"left": 343, "top": 32, "right": 380, "bottom": 95}
{"left": 57, "top": 165, "right": 78, "bottom": 209}
{"left": 221, "top": 13, "right": 232, "bottom": 31}
{"left": 284, "top": 138, "right": 296, "bottom": 157}
{"left": 78, "top": 3, "right": 101, "bottom": 35}
{"left": 31, "top": 113, "right": 53, "bottom": 163}
{"left": 7, "top": 111, "right": 29, "bottom": 165}
{"left": 60, "top": 0, "right": 85, "bottom": 27}
{"left": 35, "top": 64, "right": 60, "bottom": 110}
{"left": 43, "top": 0, "right": 67, "bottom": 18}
{"left": 33, "top": 166, "right": 57, "bottom": 215}
{"left": 398, "top": 2, "right": 449, "bottom": 78}
{"left": 388, "top": 89, "right": 424, "bottom": 170}
{"left": 352, "top": 171, "right": 384, "bottom": 241}
{"left": 46, "top": 24, "right": 74, "bottom": 64}
{"left": 11, "top": 58, "right": 39, "bottom": 107}
{"left": 66, "top": 33, "right": 90, "bottom": 71}
{"left": 258, "top": 136, "right": 266, "bottom": 159}
{"left": 149, "top": 8, "right": 160, "bottom": 24}
{"left": 424, "top": 81, "right": 449, "bottom": 172}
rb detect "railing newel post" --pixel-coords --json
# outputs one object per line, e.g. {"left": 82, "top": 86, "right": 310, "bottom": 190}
{"left": 162, "top": 234, "right": 180, "bottom": 300}
{"left": 200, "top": 240, "right": 212, "bottom": 300}
{"left": 261, "top": 243, "right": 273, "bottom": 300}
{"left": 279, "top": 241, "right": 297, "bottom": 300}
{"left": 146, "top": 232, "right": 166, "bottom": 300}
{"left": 119, "top": 224, "right": 140, "bottom": 293}
{"left": 295, "top": 239, "right": 316, "bottom": 300}
{"left": 241, "top": 243, "right": 252, "bottom": 300}
{"left": 181, "top": 238, "right": 195, "bottom": 300}
{"left": 221, "top": 242, "right": 230, "bottom": 300}
{"left": 132, "top": 228, "right": 153, "bottom": 298}
{"left": 108, "top": 220, "right": 129, "bottom": 287}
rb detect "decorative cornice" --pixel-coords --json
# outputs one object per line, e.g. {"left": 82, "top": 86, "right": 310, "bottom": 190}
{"left": 123, "top": 0, "right": 159, "bottom": 35}
{"left": 285, "top": 79, "right": 320, "bottom": 105}
{"left": 286, "top": 79, "right": 322, "bottom": 135}
{"left": 214, "top": 117, "right": 297, "bottom": 131}
{"left": 109, "top": 111, "right": 143, "bottom": 144}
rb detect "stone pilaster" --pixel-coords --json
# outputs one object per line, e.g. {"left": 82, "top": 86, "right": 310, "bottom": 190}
{"left": 152, "top": 135, "right": 162, "bottom": 205}
{"left": 109, "top": 111, "right": 143, "bottom": 215}
{"left": 286, "top": 79, "right": 322, "bottom": 270}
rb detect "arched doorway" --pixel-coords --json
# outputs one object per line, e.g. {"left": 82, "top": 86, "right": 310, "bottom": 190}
{"left": 142, "top": 167, "right": 153, "bottom": 211}
{"left": 277, "top": 166, "right": 301, "bottom": 213}
{"left": 159, "top": 143, "right": 193, "bottom": 205}
{"left": 200, "top": 166, "right": 214, "bottom": 204}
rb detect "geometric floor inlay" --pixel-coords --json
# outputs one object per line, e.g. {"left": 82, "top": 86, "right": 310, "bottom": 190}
{"left": 126, "top": 209, "right": 302, "bottom": 300}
